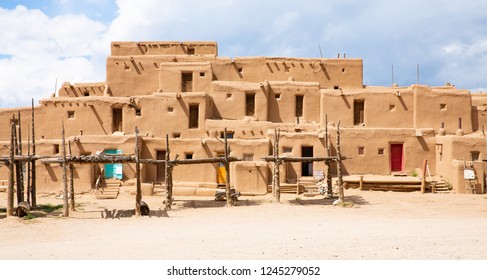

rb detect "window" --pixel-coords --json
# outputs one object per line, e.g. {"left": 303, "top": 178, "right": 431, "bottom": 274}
{"left": 227, "top": 93, "right": 232, "bottom": 99}
{"left": 378, "top": 148, "right": 384, "bottom": 155}
{"left": 53, "top": 144, "right": 60, "bottom": 154}
{"left": 187, "top": 47, "right": 195, "bottom": 55}
{"left": 354, "top": 100, "right": 365, "bottom": 125}
{"left": 83, "top": 91, "right": 89, "bottom": 97}
{"left": 334, "top": 85, "right": 340, "bottom": 90}
{"left": 172, "top": 133, "right": 181, "bottom": 138}
{"left": 246, "top": 93, "right": 255, "bottom": 116}
{"left": 471, "top": 151, "right": 480, "bottom": 161}
{"left": 135, "top": 108, "right": 141, "bottom": 116}
{"left": 440, "top": 104, "right": 447, "bottom": 111}
{"left": 358, "top": 147, "right": 365, "bottom": 155}
{"left": 189, "top": 104, "right": 199, "bottom": 129}
{"left": 275, "top": 93, "right": 281, "bottom": 99}
{"left": 283, "top": 147, "right": 293, "bottom": 154}
{"left": 185, "top": 153, "right": 193, "bottom": 160}
{"left": 295, "top": 95, "right": 303, "bottom": 117}
{"left": 112, "top": 108, "right": 123, "bottom": 132}
{"left": 243, "top": 153, "right": 254, "bottom": 161}
{"left": 167, "top": 106, "right": 174, "bottom": 112}
{"left": 389, "top": 105, "right": 396, "bottom": 112}
{"left": 67, "top": 111, "right": 75, "bottom": 119}
{"left": 200, "top": 72, "right": 205, "bottom": 77}
{"left": 181, "top": 72, "right": 193, "bottom": 92}
{"left": 220, "top": 131, "right": 234, "bottom": 139}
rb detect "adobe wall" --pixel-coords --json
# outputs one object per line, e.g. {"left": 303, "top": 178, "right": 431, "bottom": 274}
{"left": 327, "top": 127, "right": 436, "bottom": 176}
{"left": 110, "top": 41, "right": 218, "bottom": 56}
{"left": 413, "top": 85, "right": 472, "bottom": 134}
{"left": 449, "top": 160, "right": 485, "bottom": 194}
{"left": 159, "top": 62, "right": 213, "bottom": 93}
{"left": 322, "top": 86, "right": 415, "bottom": 128}
{"left": 58, "top": 82, "right": 108, "bottom": 98}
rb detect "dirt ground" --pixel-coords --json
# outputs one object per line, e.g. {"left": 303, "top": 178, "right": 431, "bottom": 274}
{"left": 0, "top": 188, "right": 486, "bottom": 260}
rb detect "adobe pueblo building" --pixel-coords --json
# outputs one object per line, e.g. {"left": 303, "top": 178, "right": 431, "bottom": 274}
{"left": 0, "top": 41, "right": 486, "bottom": 197}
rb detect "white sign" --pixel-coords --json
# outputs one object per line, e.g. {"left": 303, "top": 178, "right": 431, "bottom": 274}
{"left": 313, "top": 170, "right": 324, "bottom": 180}
{"left": 464, "top": 169, "right": 475, "bottom": 180}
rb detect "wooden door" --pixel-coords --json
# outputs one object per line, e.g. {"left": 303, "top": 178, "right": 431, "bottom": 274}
{"left": 156, "top": 151, "right": 166, "bottom": 182}
{"left": 390, "top": 144, "right": 404, "bottom": 172}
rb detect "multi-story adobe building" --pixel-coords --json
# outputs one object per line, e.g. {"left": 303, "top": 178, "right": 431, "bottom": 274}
{"left": 0, "top": 41, "right": 486, "bottom": 195}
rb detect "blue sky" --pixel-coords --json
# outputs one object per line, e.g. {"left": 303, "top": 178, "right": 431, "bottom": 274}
{"left": 1, "top": 0, "right": 487, "bottom": 107}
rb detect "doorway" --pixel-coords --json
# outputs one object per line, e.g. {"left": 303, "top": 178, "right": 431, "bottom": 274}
{"left": 112, "top": 108, "right": 123, "bottom": 133}
{"left": 216, "top": 153, "right": 226, "bottom": 185}
{"left": 301, "top": 146, "right": 313, "bottom": 176}
{"left": 156, "top": 151, "right": 166, "bottom": 182}
{"left": 390, "top": 143, "right": 404, "bottom": 172}
{"left": 104, "top": 149, "right": 123, "bottom": 179}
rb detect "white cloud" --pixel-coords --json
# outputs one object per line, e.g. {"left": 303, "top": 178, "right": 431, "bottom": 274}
{"left": 2, "top": 0, "right": 487, "bottom": 107}
{"left": 0, "top": 5, "right": 107, "bottom": 107}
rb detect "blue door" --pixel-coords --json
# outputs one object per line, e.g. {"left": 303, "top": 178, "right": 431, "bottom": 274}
{"left": 105, "top": 149, "right": 123, "bottom": 179}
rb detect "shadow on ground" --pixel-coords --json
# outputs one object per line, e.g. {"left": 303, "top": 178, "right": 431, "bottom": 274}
{"left": 177, "top": 199, "right": 265, "bottom": 209}
{"left": 101, "top": 208, "right": 169, "bottom": 219}
{"left": 288, "top": 195, "right": 369, "bottom": 206}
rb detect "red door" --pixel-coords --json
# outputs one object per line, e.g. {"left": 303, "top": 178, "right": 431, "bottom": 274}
{"left": 390, "top": 144, "right": 403, "bottom": 172}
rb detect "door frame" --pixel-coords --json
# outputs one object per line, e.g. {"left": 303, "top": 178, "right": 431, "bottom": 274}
{"left": 390, "top": 143, "right": 404, "bottom": 173}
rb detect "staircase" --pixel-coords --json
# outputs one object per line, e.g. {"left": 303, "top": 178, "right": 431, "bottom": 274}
{"left": 96, "top": 179, "right": 121, "bottom": 199}
{"left": 298, "top": 176, "right": 321, "bottom": 196}
{"left": 153, "top": 182, "right": 166, "bottom": 196}
{"left": 432, "top": 180, "right": 451, "bottom": 194}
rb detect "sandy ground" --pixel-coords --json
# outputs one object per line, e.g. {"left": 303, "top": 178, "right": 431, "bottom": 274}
{"left": 0, "top": 188, "right": 486, "bottom": 260}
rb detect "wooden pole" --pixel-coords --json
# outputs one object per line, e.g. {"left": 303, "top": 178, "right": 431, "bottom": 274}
{"left": 336, "top": 121, "right": 345, "bottom": 203}
{"left": 224, "top": 127, "right": 233, "bottom": 206}
{"left": 135, "top": 126, "right": 142, "bottom": 216}
{"left": 26, "top": 124, "right": 31, "bottom": 205}
{"left": 61, "top": 120, "right": 69, "bottom": 217}
{"left": 31, "top": 99, "right": 37, "bottom": 207}
{"left": 17, "top": 111, "right": 25, "bottom": 203}
{"left": 359, "top": 175, "right": 364, "bottom": 191}
{"left": 68, "top": 141, "right": 75, "bottom": 211}
{"left": 273, "top": 128, "right": 281, "bottom": 203}
{"left": 7, "top": 121, "right": 15, "bottom": 216}
{"left": 421, "top": 159, "right": 427, "bottom": 194}
{"left": 13, "top": 115, "right": 23, "bottom": 204}
{"left": 325, "top": 114, "right": 333, "bottom": 198}
{"left": 164, "top": 134, "right": 173, "bottom": 210}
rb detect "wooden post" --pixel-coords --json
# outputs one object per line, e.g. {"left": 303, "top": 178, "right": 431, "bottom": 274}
{"left": 164, "top": 134, "right": 173, "bottom": 210}
{"left": 31, "top": 99, "right": 37, "bottom": 207}
{"left": 26, "top": 125, "right": 31, "bottom": 205}
{"left": 7, "top": 121, "right": 15, "bottom": 216}
{"left": 68, "top": 141, "right": 75, "bottom": 211}
{"left": 325, "top": 114, "right": 333, "bottom": 198}
{"left": 17, "top": 111, "right": 24, "bottom": 203}
{"left": 359, "top": 175, "right": 364, "bottom": 191}
{"left": 61, "top": 120, "right": 69, "bottom": 217}
{"left": 336, "top": 121, "right": 345, "bottom": 203}
{"left": 421, "top": 159, "right": 427, "bottom": 194}
{"left": 273, "top": 128, "right": 281, "bottom": 203}
{"left": 13, "top": 115, "right": 23, "bottom": 204}
{"left": 224, "top": 128, "right": 233, "bottom": 206}
{"left": 135, "top": 126, "right": 142, "bottom": 216}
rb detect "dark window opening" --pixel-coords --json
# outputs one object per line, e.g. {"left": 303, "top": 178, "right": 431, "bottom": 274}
{"left": 135, "top": 108, "right": 141, "bottom": 116}
{"left": 440, "top": 104, "right": 447, "bottom": 110}
{"left": 246, "top": 93, "right": 255, "bottom": 116}
{"left": 112, "top": 108, "right": 123, "bottom": 132}
{"left": 220, "top": 131, "right": 234, "bottom": 139}
{"left": 173, "top": 133, "right": 181, "bottom": 138}
{"left": 53, "top": 144, "right": 60, "bottom": 154}
{"left": 275, "top": 93, "right": 281, "bottom": 99}
{"left": 238, "top": 67, "right": 243, "bottom": 73}
{"left": 358, "top": 147, "right": 365, "bottom": 155}
{"left": 167, "top": 106, "right": 174, "bottom": 112}
{"left": 334, "top": 85, "right": 340, "bottom": 90}
{"left": 189, "top": 104, "right": 199, "bottom": 129}
{"left": 471, "top": 151, "right": 480, "bottom": 161}
{"left": 301, "top": 146, "right": 313, "bottom": 176}
{"left": 378, "top": 148, "right": 384, "bottom": 155}
{"left": 67, "top": 111, "right": 75, "bottom": 119}
{"left": 354, "top": 100, "right": 365, "bottom": 125}
{"left": 185, "top": 153, "right": 193, "bottom": 160}
{"left": 83, "top": 91, "right": 89, "bottom": 96}
{"left": 295, "top": 95, "right": 304, "bottom": 117}
{"left": 200, "top": 72, "right": 205, "bottom": 77}
{"left": 182, "top": 72, "right": 193, "bottom": 92}
{"left": 187, "top": 47, "right": 195, "bottom": 55}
